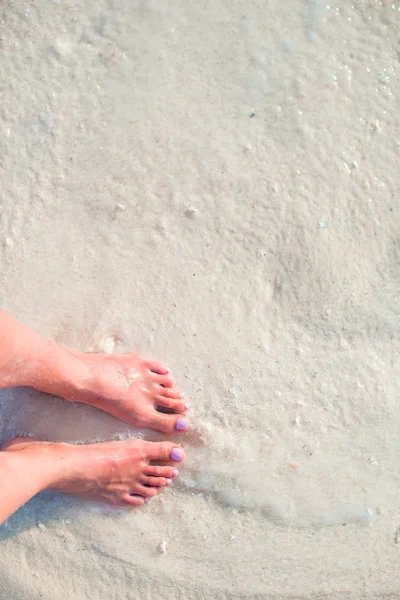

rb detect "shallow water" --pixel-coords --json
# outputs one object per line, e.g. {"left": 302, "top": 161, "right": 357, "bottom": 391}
{"left": 0, "top": 0, "right": 399, "bottom": 598}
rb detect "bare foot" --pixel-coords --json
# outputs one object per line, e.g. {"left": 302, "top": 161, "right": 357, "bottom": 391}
{"left": 53, "top": 350, "right": 191, "bottom": 435}
{"left": 0, "top": 311, "right": 190, "bottom": 435}
{"left": 2, "top": 436, "right": 184, "bottom": 507}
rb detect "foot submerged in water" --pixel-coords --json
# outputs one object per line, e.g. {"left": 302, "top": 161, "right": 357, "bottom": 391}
{"left": 55, "top": 350, "right": 191, "bottom": 435}
{"left": 0, "top": 311, "right": 190, "bottom": 435}
{"left": 2, "top": 437, "right": 185, "bottom": 507}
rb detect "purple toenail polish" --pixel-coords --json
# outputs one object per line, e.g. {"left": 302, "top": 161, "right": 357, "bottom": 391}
{"left": 166, "top": 479, "right": 172, "bottom": 486}
{"left": 176, "top": 418, "right": 189, "bottom": 431}
{"left": 144, "top": 497, "right": 149, "bottom": 503}
{"left": 171, "top": 448, "right": 183, "bottom": 462}
{"left": 184, "top": 402, "right": 191, "bottom": 410}
{"left": 172, "top": 469, "right": 179, "bottom": 478}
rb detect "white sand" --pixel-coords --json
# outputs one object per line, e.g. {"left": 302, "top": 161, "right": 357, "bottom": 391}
{"left": 0, "top": 0, "right": 399, "bottom": 598}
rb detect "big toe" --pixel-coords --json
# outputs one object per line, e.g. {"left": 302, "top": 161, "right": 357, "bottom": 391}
{"left": 147, "top": 411, "right": 190, "bottom": 435}
{"left": 143, "top": 441, "right": 185, "bottom": 463}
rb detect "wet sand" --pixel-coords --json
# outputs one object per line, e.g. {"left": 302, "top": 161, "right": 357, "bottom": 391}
{"left": 0, "top": 1, "right": 399, "bottom": 598}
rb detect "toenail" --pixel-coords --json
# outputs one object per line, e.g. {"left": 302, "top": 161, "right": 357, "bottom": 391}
{"left": 166, "top": 478, "right": 172, "bottom": 486}
{"left": 172, "top": 469, "right": 179, "bottom": 478}
{"left": 171, "top": 448, "right": 183, "bottom": 462}
{"left": 184, "top": 402, "right": 191, "bottom": 410}
{"left": 144, "top": 497, "right": 149, "bottom": 503}
{"left": 176, "top": 418, "right": 189, "bottom": 431}
{"left": 179, "top": 392, "right": 185, "bottom": 399}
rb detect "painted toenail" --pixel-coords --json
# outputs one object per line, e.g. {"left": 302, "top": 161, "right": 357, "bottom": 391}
{"left": 179, "top": 392, "right": 185, "bottom": 399}
{"left": 166, "top": 478, "right": 172, "bottom": 486}
{"left": 184, "top": 402, "right": 191, "bottom": 410}
{"left": 171, "top": 448, "right": 183, "bottom": 462}
{"left": 144, "top": 497, "right": 149, "bottom": 503}
{"left": 172, "top": 469, "right": 179, "bottom": 478}
{"left": 176, "top": 418, "right": 189, "bottom": 431}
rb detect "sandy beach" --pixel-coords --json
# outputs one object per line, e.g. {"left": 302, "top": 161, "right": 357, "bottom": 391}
{"left": 0, "top": 0, "right": 399, "bottom": 598}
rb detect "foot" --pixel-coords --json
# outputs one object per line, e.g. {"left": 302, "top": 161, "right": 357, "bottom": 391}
{"left": 2, "top": 436, "right": 185, "bottom": 507}
{"left": 59, "top": 350, "right": 191, "bottom": 435}
{"left": 0, "top": 312, "right": 190, "bottom": 435}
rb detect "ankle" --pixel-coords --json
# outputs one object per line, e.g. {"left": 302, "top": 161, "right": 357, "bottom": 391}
{"left": 22, "top": 341, "right": 90, "bottom": 400}
{"left": 0, "top": 312, "right": 49, "bottom": 389}
{"left": 0, "top": 338, "right": 48, "bottom": 390}
{"left": 1, "top": 446, "right": 60, "bottom": 493}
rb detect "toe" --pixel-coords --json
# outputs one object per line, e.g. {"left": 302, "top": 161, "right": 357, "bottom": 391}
{"left": 154, "top": 374, "right": 175, "bottom": 388}
{"left": 146, "top": 411, "right": 190, "bottom": 435}
{"left": 146, "top": 360, "right": 170, "bottom": 375}
{"left": 136, "top": 485, "right": 160, "bottom": 498}
{"left": 122, "top": 494, "right": 147, "bottom": 507}
{"left": 157, "top": 387, "right": 185, "bottom": 400}
{"left": 144, "top": 465, "right": 179, "bottom": 479}
{"left": 144, "top": 441, "right": 185, "bottom": 463}
{"left": 142, "top": 475, "right": 172, "bottom": 487}
{"left": 156, "top": 394, "right": 187, "bottom": 413}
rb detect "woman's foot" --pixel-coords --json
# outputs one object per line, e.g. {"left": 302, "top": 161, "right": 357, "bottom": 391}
{"left": 2, "top": 436, "right": 184, "bottom": 507}
{"left": 60, "top": 350, "right": 191, "bottom": 434}
{"left": 0, "top": 311, "right": 190, "bottom": 435}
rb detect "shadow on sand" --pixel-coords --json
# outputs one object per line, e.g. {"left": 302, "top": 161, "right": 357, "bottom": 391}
{"left": 0, "top": 492, "right": 83, "bottom": 541}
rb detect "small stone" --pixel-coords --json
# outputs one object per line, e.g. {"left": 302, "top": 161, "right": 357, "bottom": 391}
{"left": 98, "top": 335, "right": 117, "bottom": 354}
{"left": 369, "top": 119, "right": 381, "bottom": 132}
{"left": 319, "top": 220, "right": 329, "bottom": 229}
{"left": 52, "top": 39, "right": 71, "bottom": 58}
{"left": 116, "top": 203, "right": 125, "bottom": 210}
{"left": 185, "top": 208, "right": 198, "bottom": 218}
{"left": 158, "top": 540, "right": 168, "bottom": 554}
